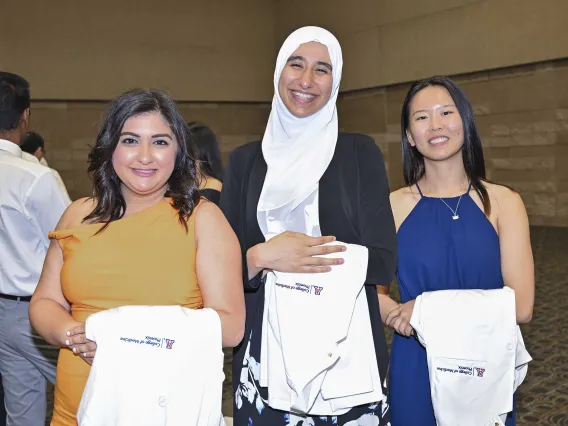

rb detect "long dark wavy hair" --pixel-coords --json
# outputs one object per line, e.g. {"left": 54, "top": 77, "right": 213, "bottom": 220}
{"left": 84, "top": 89, "right": 200, "bottom": 232}
{"left": 187, "top": 121, "right": 224, "bottom": 182}
{"left": 401, "top": 75, "right": 491, "bottom": 215}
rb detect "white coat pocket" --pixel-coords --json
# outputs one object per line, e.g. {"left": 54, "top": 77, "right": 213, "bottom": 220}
{"left": 430, "top": 357, "right": 489, "bottom": 426}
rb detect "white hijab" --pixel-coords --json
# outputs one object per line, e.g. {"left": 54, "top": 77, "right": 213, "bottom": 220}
{"left": 257, "top": 26, "right": 343, "bottom": 219}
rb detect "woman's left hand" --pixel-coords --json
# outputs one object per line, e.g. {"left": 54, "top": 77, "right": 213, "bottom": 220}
{"left": 65, "top": 322, "right": 97, "bottom": 365}
{"left": 385, "top": 299, "right": 416, "bottom": 337}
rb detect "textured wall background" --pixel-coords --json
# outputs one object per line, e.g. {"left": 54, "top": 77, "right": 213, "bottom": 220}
{"left": 6, "top": 1, "right": 567, "bottom": 226}
{"left": 338, "top": 59, "right": 568, "bottom": 227}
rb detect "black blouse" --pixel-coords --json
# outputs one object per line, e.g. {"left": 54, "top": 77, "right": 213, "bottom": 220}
{"left": 220, "top": 132, "right": 398, "bottom": 391}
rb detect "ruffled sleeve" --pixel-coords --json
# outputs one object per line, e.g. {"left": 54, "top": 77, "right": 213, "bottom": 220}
{"left": 48, "top": 229, "right": 74, "bottom": 249}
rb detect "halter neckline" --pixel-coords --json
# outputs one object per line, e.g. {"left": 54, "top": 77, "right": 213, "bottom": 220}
{"left": 415, "top": 182, "right": 473, "bottom": 199}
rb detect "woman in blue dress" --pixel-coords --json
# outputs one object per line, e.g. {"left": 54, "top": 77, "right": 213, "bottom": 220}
{"left": 380, "top": 76, "right": 535, "bottom": 425}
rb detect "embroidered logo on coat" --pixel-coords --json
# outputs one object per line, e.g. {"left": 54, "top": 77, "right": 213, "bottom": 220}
{"left": 474, "top": 367, "right": 485, "bottom": 377}
{"left": 165, "top": 339, "right": 175, "bottom": 349}
{"left": 312, "top": 286, "right": 323, "bottom": 296}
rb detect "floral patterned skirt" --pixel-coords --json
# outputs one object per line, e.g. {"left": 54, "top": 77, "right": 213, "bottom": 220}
{"left": 233, "top": 328, "right": 391, "bottom": 426}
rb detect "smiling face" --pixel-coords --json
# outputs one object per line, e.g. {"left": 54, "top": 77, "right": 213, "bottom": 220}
{"left": 406, "top": 85, "right": 465, "bottom": 162}
{"left": 277, "top": 41, "right": 333, "bottom": 118}
{"left": 111, "top": 112, "right": 178, "bottom": 198}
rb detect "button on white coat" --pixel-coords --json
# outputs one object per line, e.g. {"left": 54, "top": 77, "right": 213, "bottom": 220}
{"left": 158, "top": 396, "right": 166, "bottom": 407}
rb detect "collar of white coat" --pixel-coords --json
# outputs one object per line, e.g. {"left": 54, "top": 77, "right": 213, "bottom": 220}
{"left": 0, "top": 138, "right": 22, "bottom": 157}
{"left": 258, "top": 26, "right": 343, "bottom": 214}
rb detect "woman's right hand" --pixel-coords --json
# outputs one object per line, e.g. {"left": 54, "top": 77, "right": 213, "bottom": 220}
{"left": 249, "top": 231, "right": 345, "bottom": 274}
{"left": 385, "top": 299, "right": 416, "bottom": 337}
{"left": 65, "top": 322, "right": 97, "bottom": 365}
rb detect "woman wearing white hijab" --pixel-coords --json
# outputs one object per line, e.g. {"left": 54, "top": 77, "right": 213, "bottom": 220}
{"left": 220, "top": 27, "right": 397, "bottom": 426}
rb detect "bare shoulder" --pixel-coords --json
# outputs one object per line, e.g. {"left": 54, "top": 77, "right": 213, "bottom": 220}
{"left": 390, "top": 186, "right": 421, "bottom": 231}
{"left": 195, "top": 199, "right": 222, "bottom": 220}
{"left": 194, "top": 200, "right": 238, "bottom": 247}
{"left": 390, "top": 186, "right": 421, "bottom": 210}
{"left": 194, "top": 200, "right": 227, "bottom": 231}
{"left": 390, "top": 186, "right": 417, "bottom": 203}
{"left": 57, "top": 197, "right": 97, "bottom": 229}
{"left": 484, "top": 181, "right": 526, "bottom": 215}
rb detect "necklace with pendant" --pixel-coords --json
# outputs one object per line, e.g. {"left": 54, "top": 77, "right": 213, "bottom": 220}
{"left": 439, "top": 194, "right": 463, "bottom": 220}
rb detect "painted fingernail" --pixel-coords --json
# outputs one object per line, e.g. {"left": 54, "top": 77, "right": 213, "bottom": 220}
{"left": 72, "top": 347, "right": 77, "bottom": 353}
{"left": 65, "top": 340, "right": 70, "bottom": 346}
{"left": 66, "top": 331, "right": 70, "bottom": 336}
{"left": 82, "top": 353, "right": 87, "bottom": 357}
{"left": 338, "top": 259, "right": 344, "bottom": 264}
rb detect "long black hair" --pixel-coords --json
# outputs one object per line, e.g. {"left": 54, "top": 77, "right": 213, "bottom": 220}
{"left": 187, "top": 121, "right": 224, "bottom": 182}
{"left": 84, "top": 89, "right": 200, "bottom": 232}
{"left": 401, "top": 75, "right": 491, "bottom": 215}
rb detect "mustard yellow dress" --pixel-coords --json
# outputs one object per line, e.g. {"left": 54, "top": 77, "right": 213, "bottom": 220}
{"left": 49, "top": 199, "right": 203, "bottom": 425}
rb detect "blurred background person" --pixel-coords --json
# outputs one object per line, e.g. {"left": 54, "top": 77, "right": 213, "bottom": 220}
{"left": 187, "top": 122, "right": 224, "bottom": 206}
{"left": 21, "top": 131, "right": 71, "bottom": 202}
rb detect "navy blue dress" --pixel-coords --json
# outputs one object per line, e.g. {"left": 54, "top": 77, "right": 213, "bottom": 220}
{"left": 389, "top": 183, "right": 516, "bottom": 426}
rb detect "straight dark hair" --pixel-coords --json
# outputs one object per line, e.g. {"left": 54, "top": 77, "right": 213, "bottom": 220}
{"left": 187, "top": 122, "right": 224, "bottom": 182}
{"left": 401, "top": 75, "right": 491, "bottom": 215}
{"left": 84, "top": 89, "right": 200, "bottom": 232}
{"left": 0, "top": 72, "right": 30, "bottom": 132}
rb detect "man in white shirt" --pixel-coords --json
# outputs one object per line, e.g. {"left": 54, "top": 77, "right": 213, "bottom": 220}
{"left": 0, "top": 71, "right": 70, "bottom": 425}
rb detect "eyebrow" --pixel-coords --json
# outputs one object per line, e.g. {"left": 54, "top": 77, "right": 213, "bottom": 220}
{"left": 286, "top": 55, "right": 333, "bottom": 71}
{"left": 120, "top": 132, "right": 173, "bottom": 139}
{"left": 412, "top": 104, "right": 455, "bottom": 116}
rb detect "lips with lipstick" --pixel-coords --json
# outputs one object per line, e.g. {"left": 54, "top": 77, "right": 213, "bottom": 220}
{"left": 131, "top": 168, "right": 158, "bottom": 177}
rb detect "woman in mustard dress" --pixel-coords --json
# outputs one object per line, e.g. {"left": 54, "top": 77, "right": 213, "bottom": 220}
{"left": 29, "top": 89, "right": 245, "bottom": 425}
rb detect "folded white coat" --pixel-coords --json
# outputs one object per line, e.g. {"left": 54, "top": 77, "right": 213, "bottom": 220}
{"left": 77, "top": 305, "right": 226, "bottom": 426}
{"left": 410, "top": 287, "right": 532, "bottom": 426}
{"left": 260, "top": 242, "right": 383, "bottom": 415}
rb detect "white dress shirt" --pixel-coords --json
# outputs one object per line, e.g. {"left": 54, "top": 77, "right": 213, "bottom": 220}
{"left": 77, "top": 306, "right": 226, "bottom": 426}
{"left": 410, "top": 287, "right": 532, "bottom": 426}
{"left": 0, "top": 139, "right": 69, "bottom": 296}
{"left": 22, "top": 151, "right": 71, "bottom": 204}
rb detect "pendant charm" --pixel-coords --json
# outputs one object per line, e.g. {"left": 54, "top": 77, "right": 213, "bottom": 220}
{"left": 452, "top": 215, "right": 459, "bottom": 220}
